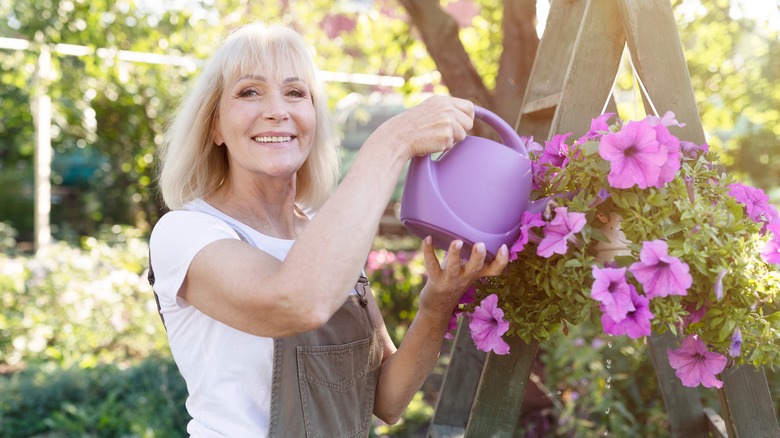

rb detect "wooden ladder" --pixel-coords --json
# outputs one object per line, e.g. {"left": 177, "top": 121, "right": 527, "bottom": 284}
{"left": 426, "top": 1, "right": 780, "bottom": 437}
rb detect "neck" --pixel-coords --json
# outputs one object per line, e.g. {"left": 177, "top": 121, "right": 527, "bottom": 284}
{"left": 206, "top": 176, "right": 305, "bottom": 239}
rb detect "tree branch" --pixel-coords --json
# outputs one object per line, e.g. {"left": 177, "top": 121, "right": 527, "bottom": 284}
{"left": 397, "top": 0, "right": 493, "bottom": 109}
{"left": 494, "top": 0, "right": 539, "bottom": 125}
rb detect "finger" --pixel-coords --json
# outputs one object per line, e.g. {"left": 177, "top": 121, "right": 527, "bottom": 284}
{"left": 452, "top": 102, "right": 474, "bottom": 134}
{"left": 422, "top": 236, "right": 443, "bottom": 280}
{"left": 450, "top": 97, "right": 475, "bottom": 120}
{"left": 463, "top": 242, "right": 488, "bottom": 276}
{"left": 480, "top": 244, "right": 509, "bottom": 277}
{"left": 452, "top": 122, "right": 468, "bottom": 144}
{"left": 443, "top": 240, "right": 464, "bottom": 275}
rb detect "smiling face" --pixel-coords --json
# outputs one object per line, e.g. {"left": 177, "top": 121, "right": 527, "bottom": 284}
{"left": 214, "top": 66, "right": 316, "bottom": 184}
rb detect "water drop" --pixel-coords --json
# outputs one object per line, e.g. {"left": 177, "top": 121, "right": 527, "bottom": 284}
{"left": 607, "top": 341, "right": 613, "bottom": 348}
{"left": 605, "top": 407, "right": 611, "bottom": 414}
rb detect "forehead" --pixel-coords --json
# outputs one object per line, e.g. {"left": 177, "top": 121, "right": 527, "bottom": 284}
{"left": 223, "top": 39, "right": 312, "bottom": 87}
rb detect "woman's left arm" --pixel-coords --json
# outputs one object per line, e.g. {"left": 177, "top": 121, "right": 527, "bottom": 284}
{"left": 369, "top": 237, "right": 508, "bottom": 424}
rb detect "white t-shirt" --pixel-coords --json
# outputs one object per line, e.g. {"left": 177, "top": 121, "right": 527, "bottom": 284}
{"left": 149, "top": 198, "right": 295, "bottom": 437}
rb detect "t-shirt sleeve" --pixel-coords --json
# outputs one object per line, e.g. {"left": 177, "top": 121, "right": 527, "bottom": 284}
{"left": 149, "top": 210, "right": 240, "bottom": 309}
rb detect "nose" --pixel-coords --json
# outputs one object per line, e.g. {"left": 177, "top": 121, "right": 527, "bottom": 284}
{"left": 262, "top": 94, "right": 289, "bottom": 122}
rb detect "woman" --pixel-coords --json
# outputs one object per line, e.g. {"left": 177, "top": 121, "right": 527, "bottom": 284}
{"left": 149, "top": 22, "right": 508, "bottom": 437}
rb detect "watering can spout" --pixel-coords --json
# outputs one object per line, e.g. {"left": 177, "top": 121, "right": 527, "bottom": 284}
{"left": 525, "top": 197, "right": 552, "bottom": 215}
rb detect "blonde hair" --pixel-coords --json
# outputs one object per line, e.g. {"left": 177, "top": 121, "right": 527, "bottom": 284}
{"left": 157, "top": 22, "right": 339, "bottom": 211}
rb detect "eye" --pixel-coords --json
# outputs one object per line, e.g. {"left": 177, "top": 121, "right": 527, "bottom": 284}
{"left": 238, "top": 88, "right": 261, "bottom": 98}
{"left": 286, "top": 87, "right": 309, "bottom": 99}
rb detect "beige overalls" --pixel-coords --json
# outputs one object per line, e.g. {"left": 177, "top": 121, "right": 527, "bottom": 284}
{"left": 150, "top": 243, "right": 383, "bottom": 437}
{"left": 268, "top": 293, "right": 383, "bottom": 437}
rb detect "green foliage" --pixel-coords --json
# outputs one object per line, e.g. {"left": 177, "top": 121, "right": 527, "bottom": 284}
{"left": 371, "top": 391, "right": 433, "bottom": 437}
{"left": 0, "top": 229, "right": 433, "bottom": 435}
{"left": 0, "top": 225, "right": 167, "bottom": 370}
{"left": 366, "top": 235, "right": 426, "bottom": 346}
{"left": 0, "top": 358, "right": 189, "bottom": 438}
{"left": 673, "top": 0, "right": 780, "bottom": 195}
{"left": 0, "top": 167, "right": 33, "bottom": 241}
{"left": 475, "top": 119, "right": 780, "bottom": 373}
{"left": 533, "top": 320, "right": 684, "bottom": 437}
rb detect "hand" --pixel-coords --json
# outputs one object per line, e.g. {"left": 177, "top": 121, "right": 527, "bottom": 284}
{"left": 373, "top": 95, "right": 475, "bottom": 159}
{"left": 418, "top": 236, "right": 508, "bottom": 318}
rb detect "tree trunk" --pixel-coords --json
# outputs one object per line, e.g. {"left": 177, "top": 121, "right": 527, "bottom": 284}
{"left": 398, "top": 0, "right": 539, "bottom": 135}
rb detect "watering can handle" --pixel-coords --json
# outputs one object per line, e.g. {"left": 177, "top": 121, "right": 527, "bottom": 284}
{"left": 474, "top": 106, "right": 528, "bottom": 158}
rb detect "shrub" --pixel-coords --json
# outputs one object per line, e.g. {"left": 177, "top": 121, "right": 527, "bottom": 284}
{"left": 0, "top": 357, "right": 189, "bottom": 437}
{"left": 0, "top": 225, "right": 167, "bottom": 370}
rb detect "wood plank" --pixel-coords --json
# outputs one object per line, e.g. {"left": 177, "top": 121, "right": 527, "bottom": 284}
{"left": 702, "top": 407, "right": 728, "bottom": 438}
{"left": 720, "top": 364, "right": 780, "bottom": 437}
{"left": 515, "top": 0, "right": 588, "bottom": 140}
{"left": 647, "top": 331, "right": 710, "bottom": 438}
{"left": 520, "top": 92, "right": 561, "bottom": 116}
{"left": 429, "top": 424, "right": 465, "bottom": 438}
{"left": 552, "top": 0, "right": 626, "bottom": 139}
{"left": 522, "top": 0, "right": 588, "bottom": 102}
{"left": 427, "top": 318, "right": 487, "bottom": 436}
{"left": 463, "top": 337, "right": 538, "bottom": 437}
{"left": 616, "top": 0, "right": 706, "bottom": 144}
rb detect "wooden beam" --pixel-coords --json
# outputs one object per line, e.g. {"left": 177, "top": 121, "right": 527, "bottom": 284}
{"left": 464, "top": 337, "right": 538, "bottom": 436}
{"left": 427, "top": 319, "right": 486, "bottom": 437}
{"left": 616, "top": 0, "right": 706, "bottom": 144}
{"left": 647, "top": 331, "right": 710, "bottom": 438}
{"left": 719, "top": 364, "right": 780, "bottom": 437}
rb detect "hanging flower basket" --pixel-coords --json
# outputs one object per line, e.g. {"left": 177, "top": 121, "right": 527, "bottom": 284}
{"left": 449, "top": 112, "right": 780, "bottom": 389}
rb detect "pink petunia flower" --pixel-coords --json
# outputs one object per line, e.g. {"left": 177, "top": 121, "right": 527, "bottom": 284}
{"left": 444, "top": 313, "right": 460, "bottom": 340}
{"left": 590, "top": 266, "right": 635, "bottom": 322}
{"left": 576, "top": 112, "right": 616, "bottom": 144}
{"left": 646, "top": 111, "right": 686, "bottom": 129}
{"left": 667, "top": 334, "right": 727, "bottom": 388}
{"left": 468, "top": 293, "right": 511, "bottom": 355}
{"left": 520, "top": 135, "right": 544, "bottom": 156}
{"left": 680, "top": 141, "right": 710, "bottom": 160}
{"left": 651, "top": 123, "right": 681, "bottom": 188}
{"left": 598, "top": 119, "right": 668, "bottom": 189}
{"left": 445, "top": 286, "right": 477, "bottom": 340}
{"left": 728, "top": 182, "right": 780, "bottom": 234}
{"left": 762, "top": 234, "right": 780, "bottom": 265}
{"left": 600, "top": 284, "right": 654, "bottom": 338}
{"left": 629, "top": 240, "right": 692, "bottom": 299}
{"left": 509, "top": 212, "right": 547, "bottom": 261}
{"left": 536, "top": 207, "right": 587, "bottom": 258}
{"left": 538, "top": 133, "right": 573, "bottom": 169}
{"left": 682, "top": 303, "right": 707, "bottom": 328}
{"left": 532, "top": 133, "right": 573, "bottom": 189}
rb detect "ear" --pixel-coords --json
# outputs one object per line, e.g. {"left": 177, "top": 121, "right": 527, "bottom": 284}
{"left": 211, "top": 113, "right": 225, "bottom": 146}
{"left": 213, "top": 121, "right": 224, "bottom": 146}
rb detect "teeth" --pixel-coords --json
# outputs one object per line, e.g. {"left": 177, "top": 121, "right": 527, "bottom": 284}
{"left": 253, "top": 136, "right": 292, "bottom": 143}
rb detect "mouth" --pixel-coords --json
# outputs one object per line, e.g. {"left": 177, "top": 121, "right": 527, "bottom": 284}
{"left": 252, "top": 135, "right": 295, "bottom": 144}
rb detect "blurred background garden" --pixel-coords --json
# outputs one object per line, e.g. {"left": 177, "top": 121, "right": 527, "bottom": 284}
{"left": 1, "top": 0, "right": 779, "bottom": 436}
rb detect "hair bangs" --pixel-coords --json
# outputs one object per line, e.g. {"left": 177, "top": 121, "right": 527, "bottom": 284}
{"left": 221, "top": 25, "right": 316, "bottom": 95}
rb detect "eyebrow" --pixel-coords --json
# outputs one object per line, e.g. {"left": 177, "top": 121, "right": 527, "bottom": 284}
{"left": 234, "top": 75, "right": 304, "bottom": 84}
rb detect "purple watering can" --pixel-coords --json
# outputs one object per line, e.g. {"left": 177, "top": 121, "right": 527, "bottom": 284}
{"left": 400, "top": 106, "right": 548, "bottom": 260}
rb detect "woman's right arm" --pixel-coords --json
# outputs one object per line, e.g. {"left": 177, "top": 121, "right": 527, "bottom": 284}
{"left": 180, "top": 96, "right": 475, "bottom": 338}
